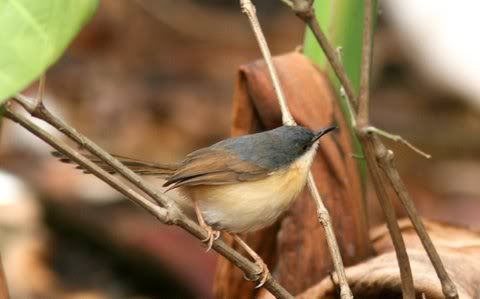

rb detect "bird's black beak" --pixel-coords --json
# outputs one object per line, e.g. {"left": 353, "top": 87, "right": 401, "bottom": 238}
{"left": 312, "top": 125, "right": 337, "bottom": 143}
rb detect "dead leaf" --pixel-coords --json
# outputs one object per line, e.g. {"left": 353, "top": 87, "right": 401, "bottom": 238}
{"left": 298, "top": 219, "right": 480, "bottom": 299}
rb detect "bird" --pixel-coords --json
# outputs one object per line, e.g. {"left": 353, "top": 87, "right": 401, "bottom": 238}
{"left": 54, "top": 124, "right": 336, "bottom": 287}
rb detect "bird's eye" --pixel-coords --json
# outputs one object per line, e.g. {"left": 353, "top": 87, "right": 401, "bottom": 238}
{"left": 302, "top": 144, "right": 308, "bottom": 151}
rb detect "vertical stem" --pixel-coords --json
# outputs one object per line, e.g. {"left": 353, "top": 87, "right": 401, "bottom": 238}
{"left": 240, "top": 1, "right": 295, "bottom": 126}
{"left": 357, "top": 1, "right": 415, "bottom": 297}
{"left": 357, "top": 0, "right": 372, "bottom": 125}
{"left": 362, "top": 137, "right": 415, "bottom": 299}
{"left": 307, "top": 173, "right": 352, "bottom": 299}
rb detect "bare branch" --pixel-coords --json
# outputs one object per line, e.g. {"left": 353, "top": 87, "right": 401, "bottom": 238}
{"left": 240, "top": 0, "right": 352, "bottom": 298}
{"left": 364, "top": 127, "right": 431, "bottom": 159}
{"left": 4, "top": 102, "right": 169, "bottom": 221}
{"left": 361, "top": 136, "right": 415, "bottom": 298}
{"left": 358, "top": 1, "right": 416, "bottom": 297}
{"left": 14, "top": 94, "right": 171, "bottom": 207}
{"left": 291, "top": 0, "right": 357, "bottom": 111}
{"left": 376, "top": 144, "right": 459, "bottom": 299}
{"left": 307, "top": 173, "right": 352, "bottom": 299}
{"left": 240, "top": 0, "right": 295, "bottom": 126}
{"left": 3, "top": 100, "right": 294, "bottom": 299}
{"left": 286, "top": 0, "right": 459, "bottom": 298}
{"left": 357, "top": 0, "right": 373, "bottom": 126}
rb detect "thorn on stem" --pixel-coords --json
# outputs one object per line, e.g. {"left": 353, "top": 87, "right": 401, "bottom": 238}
{"left": 336, "top": 46, "right": 343, "bottom": 62}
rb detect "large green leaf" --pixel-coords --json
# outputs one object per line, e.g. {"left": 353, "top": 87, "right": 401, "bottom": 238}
{"left": 0, "top": 0, "right": 98, "bottom": 102}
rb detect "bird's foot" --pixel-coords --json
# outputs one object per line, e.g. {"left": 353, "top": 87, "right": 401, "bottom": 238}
{"left": 243, "top": 256, "right": 270, "bottom": 288}
{"left": 232, "top": 234, "right": 270, "bottom": 288}
{"left": 253, "top": 258, "right": 270, "bottom": 288}
{"left": 200, "top": 225, "right": 220, "bottom": 252}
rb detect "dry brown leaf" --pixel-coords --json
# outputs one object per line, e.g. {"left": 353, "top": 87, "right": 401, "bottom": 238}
{"left": 214, "top": 52, "right": 371, "bottom": 298}
{"left": 298, "top": 219, "right": 480, "bottom": 299}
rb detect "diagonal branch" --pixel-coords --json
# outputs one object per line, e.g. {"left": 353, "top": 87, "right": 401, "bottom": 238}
{"left": 361, "top": 134, "right": 415, "bottom": 298}
{"left": 240, "top": 0, "right": 295, "bottom": 126}
{"left": 3, "top": 99, "right": 294, "bottom": 299}
{"left": 285, "top": 0, "right": 459, "bottom": 298}
{"left": 15, "top": 94, "right": 169, "bottom": 208}
{"left": 375, "top": 145, "right": 459, "bottom": 299}
{"left": 240, "top": 1, "right": 352, "bottom": 298}
{"left": 292, "top": 1, "right": 357, "bottom": 111}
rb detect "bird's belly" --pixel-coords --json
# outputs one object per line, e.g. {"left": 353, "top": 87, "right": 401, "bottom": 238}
{"left": 189, "top": 163, "right": 310, "bottom": 233}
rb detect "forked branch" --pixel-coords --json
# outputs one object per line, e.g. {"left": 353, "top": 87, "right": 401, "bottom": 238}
{"left": 284, "top": 0, "right": 459, "bottom": 298}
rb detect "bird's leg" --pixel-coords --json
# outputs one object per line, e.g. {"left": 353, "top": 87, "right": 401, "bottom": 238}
{"left": 193, "top": 200, "right": 220, "bottom": 252}
{"left": 232, "top": 234, "right": 270, "bottom": 288}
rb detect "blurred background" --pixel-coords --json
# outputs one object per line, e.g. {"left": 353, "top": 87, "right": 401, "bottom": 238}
{"left": 1, "top": 0, "right": 480, "bottom": 298}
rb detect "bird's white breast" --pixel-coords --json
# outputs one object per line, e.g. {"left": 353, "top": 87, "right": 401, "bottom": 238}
{"left": 188, "top": 145, "right": 318, "bottom": 233}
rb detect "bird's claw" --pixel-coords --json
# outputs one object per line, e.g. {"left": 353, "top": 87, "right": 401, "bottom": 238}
{"left": 243, "top": 259, "right": 270, "bottom": 288}
{"left": 254, "top": 261, "right": 269, "bottom": 288}
{"left": 201, "top": 226, "right": 220, "bottom": 252}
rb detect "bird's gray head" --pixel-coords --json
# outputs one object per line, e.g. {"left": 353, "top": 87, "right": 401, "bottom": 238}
{"left": 271, "top": 125, "right": 337, "bottom": 157}
{"left": 213, "top": 125, "right": 337, "bottom": 170}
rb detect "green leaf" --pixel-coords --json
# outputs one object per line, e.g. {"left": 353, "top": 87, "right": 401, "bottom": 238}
{"left": 0, "top": 0, "right": 98, "bottom": 102}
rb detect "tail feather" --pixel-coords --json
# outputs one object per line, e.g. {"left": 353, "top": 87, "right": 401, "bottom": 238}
{"left": 52, "top": 151, "right": 178, "bottom": 177}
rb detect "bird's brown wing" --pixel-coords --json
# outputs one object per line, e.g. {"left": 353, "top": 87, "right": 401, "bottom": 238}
{"left": 52, "top": 151, "right": 178, "bottom": 176}
{"left": 164, "top": 148, "right": 271, "bottom": 190}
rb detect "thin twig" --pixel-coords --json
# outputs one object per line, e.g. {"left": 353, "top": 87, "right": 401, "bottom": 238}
{"left": 376, "top": 145, "right": 458, "bottom": 299}
{"left": 4, "top": 102, "right": 169, "bottom": 221}
{"left": 358, "top": 1, "right": 454, "bottom": 297}
{"left": 357, "top": 0, "right": 372, "bottom": 127}
{"left": 14, "top": 94, "right": 171, "bottom": 208}
{"left": 240, "top": 1, "right": 352, "bottom": 298}
{"left": 364, "top": 127, "right": 431, "bottom": 159}
{"left": 240, "top": 0, "right": 294, "bottom": 126}
{"left": 291, "top": 1, "right": 357, "bottom": 111}
{"left": 3, "top": 100, "right": 294, "bottom": 299}
{"left": 361, "top": 136, "right": 415, "bottom": 298}
{"left": 307, "top": 172, "right": 352, "bottom": 298}
{"left": 359, "top": 0, "right": 416, "bottom": 297}
{"left": 286, "top": 0, "right": 459, "bottom": 298}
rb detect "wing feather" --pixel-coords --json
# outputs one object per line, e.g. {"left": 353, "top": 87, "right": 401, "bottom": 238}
{"left": 164, "top": 148, "right": 270, "bottom": 189}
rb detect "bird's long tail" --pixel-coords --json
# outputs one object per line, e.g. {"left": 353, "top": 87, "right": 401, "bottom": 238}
{"left": 52, "top": 151, "right": 178, "bottom": 177}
